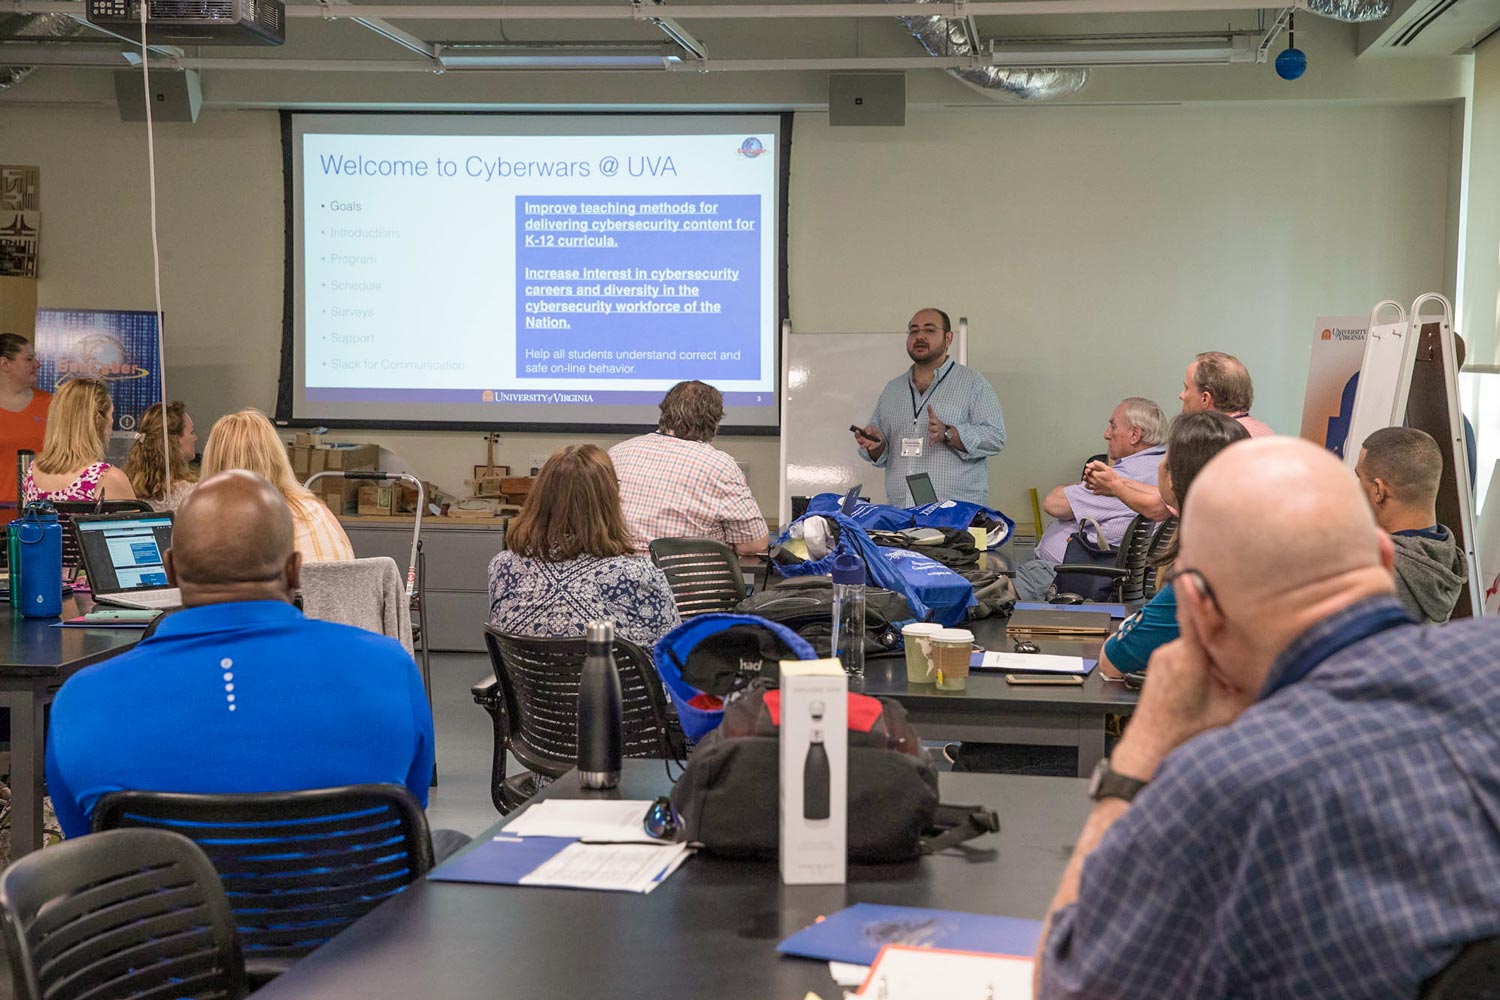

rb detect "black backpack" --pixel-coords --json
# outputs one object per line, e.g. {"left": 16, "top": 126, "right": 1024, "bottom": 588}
{"left": 669, "top": 681, "right": 999, "bottom": 862}
{"left": 736, "top": 576, "right": 910, "bottom": 658}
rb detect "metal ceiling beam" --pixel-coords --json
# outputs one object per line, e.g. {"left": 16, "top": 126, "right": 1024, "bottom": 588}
{"left": 0, "top": 0, "right": 1302, "bottom": 20}
{"left": 14, "top": 52, "right": 982, "bottom": 71}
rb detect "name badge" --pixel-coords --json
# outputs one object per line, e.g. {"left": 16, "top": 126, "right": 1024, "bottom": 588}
{"left": 901, "top": 437, "right": 924, "bottom": 458}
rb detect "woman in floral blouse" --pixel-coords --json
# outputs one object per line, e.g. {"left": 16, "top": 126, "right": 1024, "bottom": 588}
{"left": 488, "top": 444, "right": 680, "bottom": 649}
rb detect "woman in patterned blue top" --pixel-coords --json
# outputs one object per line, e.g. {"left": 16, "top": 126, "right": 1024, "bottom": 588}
{"left": 488, "top": 444, "right": 681, "bottom": 649}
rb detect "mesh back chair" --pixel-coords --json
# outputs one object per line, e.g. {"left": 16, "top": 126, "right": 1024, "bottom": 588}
{"left": 0, "top": 828, "right": 248, "bottom": 1000}
{"left": 472, "top": 627, "right": 684, "bottom": 813}
{"left": 91, "top": 784, "right": 434, "bottom": 984}
{"left": 648, "top": 537, "right": 746, "bottom": 616}
{"left": 1142, "top": 515, "right": 1178, "bottom": 600}
{"left": 54, "top": 499, "right": 156, "bottom": 579}
{"left": 1052, "top": 515, "right": 1156, "bottom": 604}
{"left": 1421, "top": 936, "right": 1500, "bottom": 1000}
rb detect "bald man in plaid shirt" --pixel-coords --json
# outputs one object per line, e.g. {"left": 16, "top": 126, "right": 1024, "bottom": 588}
{"left": 611, "top": 381, "right": 769, "bottom": 556}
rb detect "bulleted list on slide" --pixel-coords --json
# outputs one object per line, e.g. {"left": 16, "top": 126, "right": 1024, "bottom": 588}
{"left": 300, "top": 133, "right": 778, "bottom": 405}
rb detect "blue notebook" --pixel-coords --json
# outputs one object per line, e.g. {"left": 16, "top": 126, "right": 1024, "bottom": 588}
{"left": 776, "top": 903, "right": 1044, "bottom": 965}
{"left": 1013, "top": 601, "right": 1130, "bottom": 619}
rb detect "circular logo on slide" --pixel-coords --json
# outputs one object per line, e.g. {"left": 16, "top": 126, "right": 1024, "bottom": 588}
{"left": 55, "top": 334, "right": 151, "bottom": 382}
{"left": 737, "top": 137, "right": 766, "bottom": 159}
{"left": 482, "top": 390, "right": 495, "bottom": 402}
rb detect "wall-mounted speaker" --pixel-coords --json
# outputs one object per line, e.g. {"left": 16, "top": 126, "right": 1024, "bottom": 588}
{"left": 828, "top": 72, "right": 906, "bottom": 127}
{"left": 114, "top": 69, "right": 202, "bottom": 124}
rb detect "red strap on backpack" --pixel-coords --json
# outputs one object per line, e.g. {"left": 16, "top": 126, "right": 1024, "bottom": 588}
{"left": 764, "top": 690, "right": 885, "bottom": 733}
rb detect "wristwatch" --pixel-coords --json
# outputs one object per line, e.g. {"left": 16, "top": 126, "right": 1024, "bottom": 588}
{"left": 942, "top": 425, "right": 954, "bottom": 444}
{"left": 1088, "top": 758, "right": 1150, "bottom": 804}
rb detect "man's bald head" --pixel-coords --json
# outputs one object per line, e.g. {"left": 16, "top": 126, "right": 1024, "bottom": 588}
{"left": 1181, "top": 438, "right": 1388, "bottom": 609}
{"left": 168, "top": 470, "right": 298, "bottom": 600}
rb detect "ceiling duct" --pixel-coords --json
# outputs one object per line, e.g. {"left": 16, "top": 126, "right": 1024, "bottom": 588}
{"left": 1305, "top": 0, "right": 1393, "bottom": 20}
{"left": 890, "top": 0, "right": 1088, "bottom": 101}
{"left": 0, "top": 12, "right": 87, "bottom": 90}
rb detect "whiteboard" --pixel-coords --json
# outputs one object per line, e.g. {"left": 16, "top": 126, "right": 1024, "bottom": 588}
{"left": 777, "top": 321, "right": 968, "bottom": 525}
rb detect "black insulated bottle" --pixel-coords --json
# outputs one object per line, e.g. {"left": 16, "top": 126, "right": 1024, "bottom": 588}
{"left": 577, "top": 620, "right": 623, "bottom": 789}
{"left": 803, "top": 700, "right": 831, "bottom": 821}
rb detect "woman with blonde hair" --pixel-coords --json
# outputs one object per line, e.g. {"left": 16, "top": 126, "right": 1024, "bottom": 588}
{"left": 22, "top": 377, "right": 135, "bottom": 504}
{"left": 123, "top": 401, "right": 198, "bottom": 511}
{"left": 488, "top": 444, "right": 680, "bottom": 648}
{"left": 199, "top": 408, "right": 354, "bottom": 562}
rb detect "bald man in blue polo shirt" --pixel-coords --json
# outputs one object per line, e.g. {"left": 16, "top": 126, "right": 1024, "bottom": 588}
{"left": 46, "top": 470, "right": 435, "bottom": 840}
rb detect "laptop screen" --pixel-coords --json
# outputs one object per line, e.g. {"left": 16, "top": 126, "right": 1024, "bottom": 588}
{"left": 75, "top": 515, "right": 174, "bottom": 594}
{"left": 906, "top": 473, "right": 937, "bottom": 506}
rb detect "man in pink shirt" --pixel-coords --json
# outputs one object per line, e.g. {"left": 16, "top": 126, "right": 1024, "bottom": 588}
{"left": 1084, "top": 352, "right": 1273, "bottom": 519}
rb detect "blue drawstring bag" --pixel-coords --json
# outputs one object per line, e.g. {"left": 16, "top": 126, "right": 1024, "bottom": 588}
{"left": 774, "top": 511, "right": 976, "bottom": 626}
{"left": 653, "top": 614, "right": 817, "bottom": 742}
{"left": 911, "top": 500, "right": 1016, "bottom": 549}
{"left": 804, "top": 493, "right": 915, "bottom": 532}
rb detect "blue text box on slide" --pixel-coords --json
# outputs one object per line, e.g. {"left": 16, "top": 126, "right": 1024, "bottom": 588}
{"left": 514, "top": 194, "right": 762, "bottom": 381}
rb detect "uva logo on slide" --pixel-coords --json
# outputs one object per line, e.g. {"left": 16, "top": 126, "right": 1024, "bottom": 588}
{"left": 737, "top": 137, "right": 766, "bottom": 159}
{"left": 482, "top": 390, "right": 495, "bottom": 402}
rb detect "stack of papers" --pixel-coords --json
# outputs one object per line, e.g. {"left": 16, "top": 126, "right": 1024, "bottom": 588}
{"left": 854, "top": 946, "right": 1035, "bottom": 999}
{"left": 970, "top": 652, "right": 1096, "bottom": 675}
{"left": 777, "top": 903, "right": 1043, "bottom": 966}
{"left": 428, "top": 800, "right": 691, "bottom": 894}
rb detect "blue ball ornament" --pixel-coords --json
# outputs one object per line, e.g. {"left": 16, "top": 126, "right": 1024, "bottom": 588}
{"left": 1275, "top": 47, "right": 1307, "bottom": 81}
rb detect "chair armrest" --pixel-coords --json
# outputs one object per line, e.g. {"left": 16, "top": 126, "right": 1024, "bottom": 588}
{"left": 1053, "top": 564, "right": 1128, "bottom": 579}
{"left": 471, "top": 674, "right": 500, "bottom": 707}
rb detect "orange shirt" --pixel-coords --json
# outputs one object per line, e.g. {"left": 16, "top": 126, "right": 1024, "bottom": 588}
{"left": 0, "top": 390, "right": 51, "bottom": 505}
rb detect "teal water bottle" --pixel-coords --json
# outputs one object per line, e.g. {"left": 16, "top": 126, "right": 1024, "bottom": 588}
{"left": 13, "top": 503, "right": 62, "bottom": 618}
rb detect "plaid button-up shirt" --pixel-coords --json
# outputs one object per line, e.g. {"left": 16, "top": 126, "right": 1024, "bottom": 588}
{"left": 1040, "top": 598, "right": 1500, "bottom": 999}
{"left": 610, "top": 433, "right": 768, "bottom": 555}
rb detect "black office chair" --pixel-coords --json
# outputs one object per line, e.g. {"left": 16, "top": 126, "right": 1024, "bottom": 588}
{"left": 648, "top": 537, "right": 747, "bottom": 616}
{"left": 1142, "top": 515, "right": 1178, "bottom": 600}
{"left": 1421, "top": 935, "right": 1500, "bottom": 999}
{"left": 472, "top": 627, "right": 684, "bottom": 813}
{"left": 0, "top": 828, "right": 249, "bottom": 1000}
{"left": 54, "top": 498, "right": 155, "bottom": 580}
{"left": 1052, "top": 515, "right": 1156, "bottom": 604}
{"left": 91, "top": 784, "right": 434, "bottom": 984}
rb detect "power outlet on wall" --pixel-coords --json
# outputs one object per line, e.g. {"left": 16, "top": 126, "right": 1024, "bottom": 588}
{"left": 529, "top": 453, "right": 551, "bottom": 477}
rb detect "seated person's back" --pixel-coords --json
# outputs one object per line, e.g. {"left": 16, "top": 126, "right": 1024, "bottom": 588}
{"left": 1355, "top": 426, "right": 1466, "bottom": 623}
{"left": 610, "top": 380, "right": 768, "bottom": 556}
{"left": 489, "top": 444, "right": 681, "bottom": 649}
{"left": 23, "top": 376, "right": 135, "bottom": 504}
{"left": 46, "top": 470, "right": 433, "bottom": 839}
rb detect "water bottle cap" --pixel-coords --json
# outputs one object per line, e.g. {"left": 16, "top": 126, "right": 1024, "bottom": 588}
{"left": 586, "top": 620, "right": 615, "bottom": 643}
{"left": 831, "top": 553, "right": 865, "bottom": 586}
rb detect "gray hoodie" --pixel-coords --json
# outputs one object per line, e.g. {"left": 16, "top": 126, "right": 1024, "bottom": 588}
{"left": 1391, "top": 527, "right": 1466, "bottom": 624}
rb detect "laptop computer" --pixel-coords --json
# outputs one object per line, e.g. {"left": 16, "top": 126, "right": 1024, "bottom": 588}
{"left": 839, "top": 483, "right": 864, "bottom": 515}
{"left": 73, "top": 510, "right": 182, "bottom": 610}
{"left": 906, "top": 473, "right": 938, "bottom": 506}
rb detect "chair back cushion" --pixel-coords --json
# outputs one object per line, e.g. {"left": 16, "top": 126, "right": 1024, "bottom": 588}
{"left": 648, "top": 537, "right": 745, "bottom": 618}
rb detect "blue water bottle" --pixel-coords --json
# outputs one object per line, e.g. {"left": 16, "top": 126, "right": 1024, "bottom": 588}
{"left": 13, "top": 503, "right": 62, "bottom": 618}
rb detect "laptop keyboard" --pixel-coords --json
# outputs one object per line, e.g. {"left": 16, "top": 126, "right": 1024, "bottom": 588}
{"left": 102, "top": 589, "right": 182, "bottom": 609}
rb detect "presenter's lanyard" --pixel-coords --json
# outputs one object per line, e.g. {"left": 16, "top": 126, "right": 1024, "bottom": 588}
{"left": 908, "top": 360, "right": 955, "bottom": 422}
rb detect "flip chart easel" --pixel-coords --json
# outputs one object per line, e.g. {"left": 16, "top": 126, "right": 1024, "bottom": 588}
{"left": 1343, "top": 293, "right": 1481, "bottom": 618}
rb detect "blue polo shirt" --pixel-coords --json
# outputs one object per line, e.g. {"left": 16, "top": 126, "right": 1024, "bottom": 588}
{"left": 47, "top": 600, "right": 434, "bottom": 839}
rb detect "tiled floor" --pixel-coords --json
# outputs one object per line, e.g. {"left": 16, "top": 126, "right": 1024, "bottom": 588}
{"left": 425, "top": 651, "right": 512, "bottom": 837}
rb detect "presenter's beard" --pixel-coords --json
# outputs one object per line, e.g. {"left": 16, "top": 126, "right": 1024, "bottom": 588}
{"left": 908, "top": 344, "right": 940, "bottom": 366}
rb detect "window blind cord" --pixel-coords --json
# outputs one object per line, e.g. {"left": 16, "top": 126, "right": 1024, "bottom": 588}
{"left": 138, "top": 1, "right": 171, "bottom": 503}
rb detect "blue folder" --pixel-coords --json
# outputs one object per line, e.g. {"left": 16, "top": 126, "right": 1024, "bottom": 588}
{"left": 776, "top": 903, "right": 1044, "bottom": 965}
{"left": 1013, "top": 601, "right": 1130, "bottom": 619}
{"left": 427, "top": 835, "right": 575, "bottom": 886}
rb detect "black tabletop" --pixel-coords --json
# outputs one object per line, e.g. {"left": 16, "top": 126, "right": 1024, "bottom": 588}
{"left": 252, "top": 761, "right": 1091, "bottom": 1000}
{"left": 861, "top": 613, "right": 1139, "bottom": 711}
{"left": 0, "top": 594, "right": 141, "bottom": 680}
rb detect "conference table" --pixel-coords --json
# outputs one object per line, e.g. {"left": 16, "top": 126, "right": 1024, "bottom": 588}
{"left": 863, "top": 614, "right": 1139, "bottom": 778}
{"left": 253, "top": 759, "right": 1092, "bottom": 1000}
{"left": 0, "top": 594, "right": 140, "bottom": 858}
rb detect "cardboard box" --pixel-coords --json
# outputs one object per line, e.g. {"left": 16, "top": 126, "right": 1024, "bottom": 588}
{"left": 780, "top": 658, "right": 847, "bottom": 886}
{"left": 314, "top": 480, "right": 360, "bottom": 516}
{"left": 500, "top": 476, "right": 535, "bottom": 497}
{"left": 357, "top": 481, "right": 420, "bottom": 516}
{"left": 287, "top": 442, "right": 379, "bottom": 480}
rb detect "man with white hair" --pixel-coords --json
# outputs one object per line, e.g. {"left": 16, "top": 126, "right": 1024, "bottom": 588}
{"left": 1034, "top": 438, "right": 1500, "bottom": 999}
{"left": 1013, "top": 397, "right": 1167, "bottom": 601}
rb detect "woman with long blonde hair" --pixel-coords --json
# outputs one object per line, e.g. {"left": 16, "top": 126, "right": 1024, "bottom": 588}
{"left": 199, "top": 408, "right": 353, "bottom": 562}
{"left": 123, "top": 401, "right": 198, "bottom": 511}
{"left": 488, "top": 444, "right": 679, "bottom": 648}
{"left": 22, "top": 377, "right": 135, "bottom": 504}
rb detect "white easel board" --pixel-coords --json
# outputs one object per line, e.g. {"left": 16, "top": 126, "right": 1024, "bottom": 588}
{"left": 1341, "top": 306, "right": 1416, "bottom": 471}
{"left": 778, "top": 321, "right": 968, "bottom": 526}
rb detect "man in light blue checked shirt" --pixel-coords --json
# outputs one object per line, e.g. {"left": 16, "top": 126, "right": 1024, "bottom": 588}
{"left": 852, "top": 308, "right": 1005, "bottom": 507}
{"left": 1034, "top": 438, "right": 1500, "bottom": 1000}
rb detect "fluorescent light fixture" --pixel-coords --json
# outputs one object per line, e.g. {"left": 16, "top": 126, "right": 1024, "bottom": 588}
{"left": 438, "top": 52, "right": 680, "bottom": 69}
{"left": 990, "top": 38, "right": 1254, "bottom": 66}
